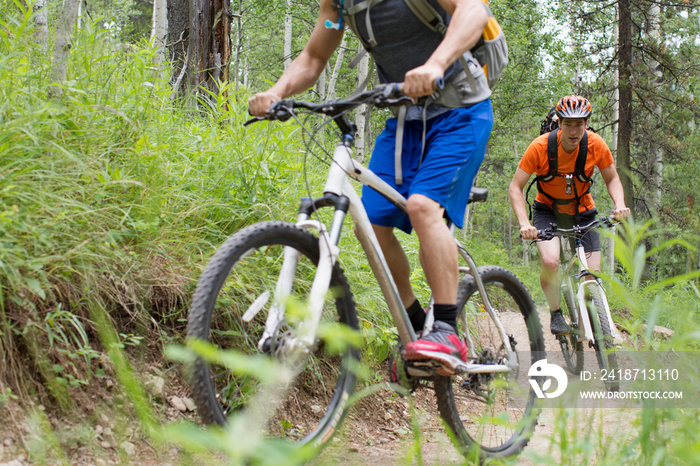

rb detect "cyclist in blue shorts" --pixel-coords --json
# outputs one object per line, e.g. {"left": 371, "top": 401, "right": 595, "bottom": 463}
{"left": 249, "top": 0, "right": 494, "bottom": 374}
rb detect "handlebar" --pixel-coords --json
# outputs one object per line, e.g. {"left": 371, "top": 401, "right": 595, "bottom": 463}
{"left": 244, "top": 79, "right": 445, "bottom": 129}
{"left": 533, "top": 215, "right": 618, "bottom": 242}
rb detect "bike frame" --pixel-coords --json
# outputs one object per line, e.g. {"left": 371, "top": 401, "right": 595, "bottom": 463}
{"left": 560, "top": 236, "right": 620, "bottom": 344}
{"left": 256, "top": 137, "right": 515, "bottom": 376}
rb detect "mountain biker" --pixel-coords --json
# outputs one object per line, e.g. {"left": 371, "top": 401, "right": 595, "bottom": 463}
{"left": 508, "top": 95, "right": 630, "bottom": 336}
{"left": 249, "top": 0, "right": 494, "bottom": 373}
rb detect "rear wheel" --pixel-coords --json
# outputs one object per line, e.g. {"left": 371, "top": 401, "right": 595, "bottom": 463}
{"left": 187, "top": 221, "right": 360, "bottom": 450}
{"left": 434, "top": 266, "right": 545, "bottom": 460}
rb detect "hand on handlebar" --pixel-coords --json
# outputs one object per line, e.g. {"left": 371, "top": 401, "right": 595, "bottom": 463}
{"left": 248, "top": 90, "right": 282, "bottom": 117}
{"left": 611, "top": 206, "right": 630, "bottom": 222}
{"left": 519, "top": 225, "right": 539, "bottom": 241}
{"left": 403, "top": 64, "right": 445, "bottom": 98}
{"left": 245, "top": 98, "right": 295, "bottom": 126}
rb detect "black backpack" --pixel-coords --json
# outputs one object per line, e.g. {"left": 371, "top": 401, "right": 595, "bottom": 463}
{"left": 525, "top": 120, "right": 592, "bottom": 220}
{"left": 539, "top": 107, "right": 559, "bottom": 135}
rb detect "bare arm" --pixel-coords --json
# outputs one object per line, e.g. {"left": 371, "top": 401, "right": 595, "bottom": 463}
{"left": 600, "top": 165, "right": 631, "bottom": 220}
{"left": 403, "top": 0, "right": 487, "bottom": 97}
{"left": 508, "top": 167, "right": 538, "bottom": 239}
{"left": 248, "top": 0, "right": 344, "bottom": 116}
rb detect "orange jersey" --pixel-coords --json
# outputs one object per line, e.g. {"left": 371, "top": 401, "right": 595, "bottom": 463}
{"left": 519, "top": 131, "right": 614, "bottom": 215}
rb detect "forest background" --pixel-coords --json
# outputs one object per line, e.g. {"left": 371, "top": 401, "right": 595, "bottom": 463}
{"left": 1, "top": 0, "right": 700, "bottom": 463}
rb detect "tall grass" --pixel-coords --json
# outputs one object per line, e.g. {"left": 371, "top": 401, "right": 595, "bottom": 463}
{"left": 526, "top": 220, "right": 700, "bottom": 465}
{"left": 0, "top": 11, "right": 305, "bottom": 406}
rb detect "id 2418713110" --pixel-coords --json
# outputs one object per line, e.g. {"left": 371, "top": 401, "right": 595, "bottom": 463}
{"left": 581, "top": 368, "right": 679, "bottom": 381}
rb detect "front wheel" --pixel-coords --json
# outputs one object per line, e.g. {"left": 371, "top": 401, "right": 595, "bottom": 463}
{"left": 434, "top": 266, "right": 545, "bottom": 461}
{"left": 588, "top": 285, "right": 619, "bottom": 391}
{"left": 559, "top": 281, "right": 584, "bottom": 375}
{"left": 187, "top": 221, "right": 360, "bottom": 450}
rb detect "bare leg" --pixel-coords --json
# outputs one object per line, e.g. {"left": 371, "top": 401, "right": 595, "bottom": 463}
{"left": 371, "top": 224, "right": 417, "bottom": 307}
{"left": 406, "top": 194, "right": 457, "bottom": 305}
{"left": 402, "top": 194, "right": 468, "bottom": 371}
{"left": 586, "top": 251, "right": 601, "bottom": 274}
{"left": 536, "top": 238, "right": 561, "bottom": 310}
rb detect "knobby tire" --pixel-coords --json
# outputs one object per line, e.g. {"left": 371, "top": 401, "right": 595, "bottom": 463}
{"left": 187, "top": 221, "right": 360, "bottom": 449}
{"left": 588, "top": 285, "right": 619, "bottom": 391}
{"left": 434, "top": 266, "right": 545, "bottom": 461}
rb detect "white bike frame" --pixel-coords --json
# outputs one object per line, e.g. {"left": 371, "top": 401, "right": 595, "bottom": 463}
{"left": 250, "top": 139, "right": 515, "bottom": 376}
{"left": 560, "top": 240, "right": 620, "bottom": 344}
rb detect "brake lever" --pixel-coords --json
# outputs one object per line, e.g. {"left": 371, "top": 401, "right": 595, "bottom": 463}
{"left": 269, "top": 100, "right": 295, "bottom": 122}
{"left": 244, "top": 116, "right": 265, "bottom": 126}
{"left": 374, "top": 95, "right": 415, "bottom": 108}
{"left": 601, "top": 216, "right": 615, "bottom": 228}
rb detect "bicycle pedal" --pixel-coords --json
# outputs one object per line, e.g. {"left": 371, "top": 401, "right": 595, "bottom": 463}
{"left": 405, "top": 361, "right": 436, "bottom": 378}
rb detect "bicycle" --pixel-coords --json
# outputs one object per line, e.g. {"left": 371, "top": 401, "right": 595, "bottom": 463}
{"left": 535, "top": 216, "right": 621, "bottom": 391}
{"left": 186, "top": 83, "right": 545, "bottom": 461}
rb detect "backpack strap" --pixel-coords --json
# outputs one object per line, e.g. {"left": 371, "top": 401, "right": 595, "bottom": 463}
{"left": 403, "top": 0, "right": 447, "bottom": 35}
{"left": 574, "top": 131, "right": 590, "bottom": 183}
{"left": 337, "top": 0, "right": 386, "bottom": 51}
{"left": 543, "top": 129, "right": 559, "bottom": 181}
{"left": 394, "top": 105, "right": 407, "bottom": 185}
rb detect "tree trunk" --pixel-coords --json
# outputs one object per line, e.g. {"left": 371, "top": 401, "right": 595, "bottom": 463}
{"left": 354, "top": 52, "right": 371, "bottom": 161}
{"left": 648, "top": 2, "right": 663, "bottom": 242}
{"left": 617, "top": 0, "right": 634, "bottom": 218}
{"left": 284, "top": 0, "right": 292, "bottom": 69}
{"left": 243, "top": 38, "right": 249, "bottom": 89}
{"left": 607, "top": 22, "right": 620, "bottom": 273}
{"left": 188, "top": 0, "right": 232, "bottom": 100}
{"left": 32, "top": 0, "right": 48, "bottom": 49}
{"left": 317, "top": 67, "right": 327, "bottom": 100}
{"left": 151, "top": 0, "right": 168, "bottom": 66}
{"left": 48, "top": 0, "right": 81, "bottom": 98}
{"left": 76, "top": 0, "right": 82, "bottom": 30}
{"left": 326, "top": 35, "right": 347, "bottom": 100}
{"left": 233, "top": 0, "right": 243, "bottom": 94}
{"left": 167, "top": 0, "right": 189, "bottom": 94}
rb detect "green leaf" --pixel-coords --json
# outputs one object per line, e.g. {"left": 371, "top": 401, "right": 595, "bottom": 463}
{"left": 23, "top": 277, "right": 46, "bottom": 299}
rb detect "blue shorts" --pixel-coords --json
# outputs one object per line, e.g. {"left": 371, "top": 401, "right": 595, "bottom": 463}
{"left": 361, "top": 99, "right": 493, "bottom": 233}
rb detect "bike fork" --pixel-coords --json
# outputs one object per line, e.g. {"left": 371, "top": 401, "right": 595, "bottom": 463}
{"left": 247, "top": 209, "right": 345, "bottom": 355}
{"left": 576, "top": 280, "right": 619, "bottom": 343}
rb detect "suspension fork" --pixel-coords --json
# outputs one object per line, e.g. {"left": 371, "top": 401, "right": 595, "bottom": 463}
{"left": 252, "top": 194, "right": 350, "bottom": 353}
{"left": 572, "top": 243, "right": 619, "bottom": 343}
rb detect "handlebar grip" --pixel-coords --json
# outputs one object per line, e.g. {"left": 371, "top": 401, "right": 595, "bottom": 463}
{"left": 395, "top": 78, "right": 445, "bottom": 94}
{"left": 535, "top": 229, "right": 555, "bottom": 241}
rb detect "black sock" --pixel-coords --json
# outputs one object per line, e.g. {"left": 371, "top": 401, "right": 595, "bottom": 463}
{"left": 550, "top": 309, "right": 561, "bottom": 315}
{"left": 433, "top": 304, "right": 458, "bottom": 333}
{"left": 407, "top": 300, "right": 426, "bottom": 332}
